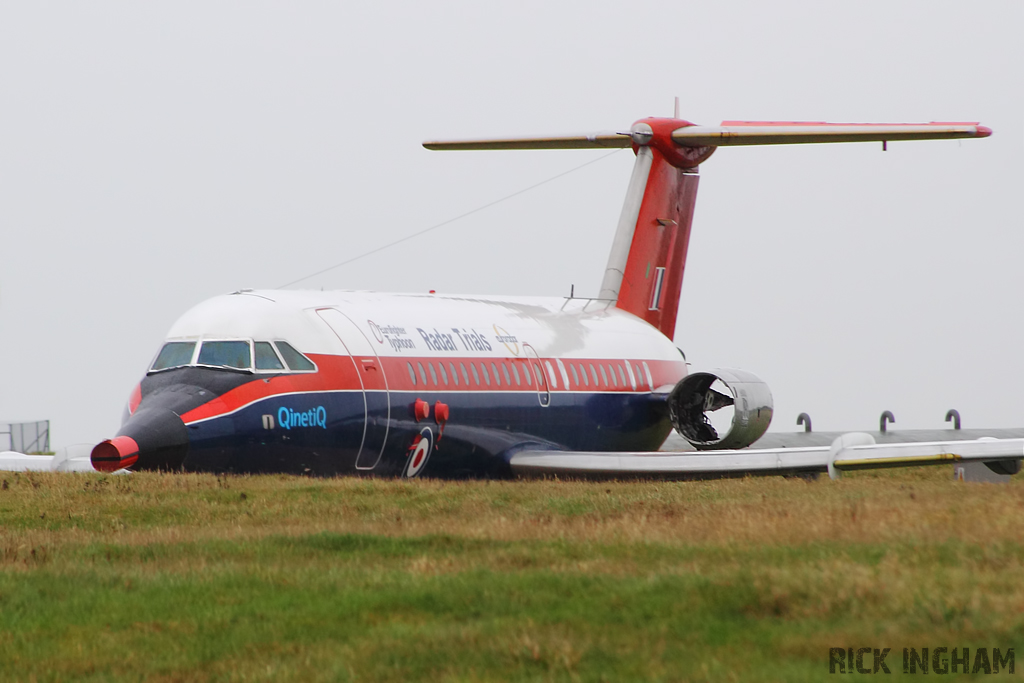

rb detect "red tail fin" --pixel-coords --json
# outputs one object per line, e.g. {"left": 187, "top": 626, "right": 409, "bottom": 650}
{"left": 611, "top": 149, "right": 699, "bottom": 339}
{"left": 599, "top": 118, "right": 714, "bottom": 340}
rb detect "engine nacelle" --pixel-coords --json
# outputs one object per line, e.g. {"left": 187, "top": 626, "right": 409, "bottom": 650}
{"left": 668, "top": 368, "right": 773, "bottom": 450}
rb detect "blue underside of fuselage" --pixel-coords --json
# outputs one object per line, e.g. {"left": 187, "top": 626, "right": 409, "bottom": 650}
{"left": 182, "top": 390, "right": 671, "bottom": 478}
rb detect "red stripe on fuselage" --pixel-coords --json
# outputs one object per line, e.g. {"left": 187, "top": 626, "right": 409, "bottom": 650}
{"left": 178, "top": 353, "right": 686, "bottom": 424}
{"left": 180, "top": 354, "right": 362, "bottom": 423}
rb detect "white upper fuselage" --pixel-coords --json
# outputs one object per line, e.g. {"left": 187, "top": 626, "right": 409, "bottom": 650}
{"left": 161, "top": 289, "right": 685, "bottom": 376}
{"left": 115, "top": 288, "right": 689, "bottom": 476}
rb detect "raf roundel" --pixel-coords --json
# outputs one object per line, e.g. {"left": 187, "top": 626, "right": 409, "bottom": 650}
{"left": 406, "top": 428, "right": 434, "bottom": 478}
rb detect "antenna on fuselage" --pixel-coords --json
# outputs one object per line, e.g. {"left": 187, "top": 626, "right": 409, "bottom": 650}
{"left": 674, "top": 96, "right": 680, "bottom": 119}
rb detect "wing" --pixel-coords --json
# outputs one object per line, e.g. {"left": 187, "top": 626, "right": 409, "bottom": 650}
{"left": 509, "top": 434, "right": 1024, "bottom": 480}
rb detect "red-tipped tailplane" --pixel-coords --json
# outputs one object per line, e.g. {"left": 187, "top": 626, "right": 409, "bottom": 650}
{"left": 424, "top": 116, "right": 992, "bottom": 340}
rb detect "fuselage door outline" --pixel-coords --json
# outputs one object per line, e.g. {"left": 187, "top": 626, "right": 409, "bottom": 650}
{"left": 315, "top": 308, "right": 391, "bottom": 470}
{"left": 522, "top": 343, "right": 551, "bottom": 408}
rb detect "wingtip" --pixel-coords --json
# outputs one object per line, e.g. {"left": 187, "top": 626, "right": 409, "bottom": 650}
{"left": 976, "top": 125, "right": 993, "bottom": 138}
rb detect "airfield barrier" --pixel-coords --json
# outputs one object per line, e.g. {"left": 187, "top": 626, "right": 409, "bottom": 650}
{"left": 0, "top": 420, "right": 50, "bottom": 454}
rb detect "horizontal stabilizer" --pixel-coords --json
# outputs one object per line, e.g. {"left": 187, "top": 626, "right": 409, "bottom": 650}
{"left": 673, "top": 122, "right": 991, "bottom": 147}
{"left": 424, "top": 121, "right": 991, "bottom": 152}
{"left": 423, "top": 133, "right": 631, "bottom": 151}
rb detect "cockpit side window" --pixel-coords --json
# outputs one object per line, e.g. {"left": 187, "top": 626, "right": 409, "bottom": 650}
{"left": 275, "top": 341, "right": 316, "bottom": 372}
{"left": 151, "top": 342, "right": 196, "bottom": 371}
{"left": 254, "top": 342, "right": 285, "bottom": 370}
{"left": 197, "top": 341, "right": 251, "bottom": 370}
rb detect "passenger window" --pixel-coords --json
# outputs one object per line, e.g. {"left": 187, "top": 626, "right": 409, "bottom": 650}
{"left": 545, "top": 361, "right": 558, "bottom": 389}
{"left": 461, "top": 363, "right": 471, "bottom": 386}
{"left": 254, "top": 342, "right": 284, "bottom": 370}
{"left": 590, "top": 364, "right": 599, "bottom": 385}
{"left": 407, "top": 362, "right": 417, "bottom": 386}
{"left": 523, "top": 362, "right": 532, "bottom": 386}
{"left": 470, "top": 363, "right": 480, "bottom": 386}
{"left": 624, "top": 363, "right": 636, "bottom": 390}
{"left": 449, "top": 362, "right": 459, "bottom": 386}
{"left": 599, "top": 364, "right": 608, "bottom": 386}
{"left": 480, "top": 363, "right": 491, "bottom": 386}
{"left": 607, "top": 364, "right": 617, "bottom": 387}
{"left": 510, "top": 362, "right": 521, "bottom": 386}
{"left": 198, "top": 341, "right": 251, "bottom": 370}
{"left": 533, "top": 363, "right": 544, "bottom": 386}
{"left": 580, "top": 364, "right": 588, "bottom": 387}
{"left": 634, "top": 364, "right": 645, "bottom": 388}
{"left": 428, "top": 363, "right": 438, "bottom": 385}
{"left": 570, "top": 364, "right": 579, "bottom": 387}
{"left": 276, "top": 342, "right": 316, "bottom": 372}
{"left": 643, "top": 361, "right": 654, "bottom": 389}
{"left": 556, "top": 359, "right": 570, "bottom": 389}
{"left": 501, "top": 363, "right": 511, "bottom": 386}
{"left": 617, "top": 364, "right": 627, "bottom": 387}
{"left": 438, "top": 362, "right": 449, "bottom": 385}
{"left": 151, "top": 341, "right": 195, "bottom": 371}
{"left": 417, "top": 362, "right": 428, "bottom": 386}
{"left": 490, "top": 362, "right": 501, "bottom": 386}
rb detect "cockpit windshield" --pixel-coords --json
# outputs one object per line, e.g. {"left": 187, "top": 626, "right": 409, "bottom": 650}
{"left": 197, "top": 341, "right": 251, "bottom": 370}
{"left": 151, "top": 342, "right": 196, "bottom": 371}
{"left": 149, "top": 339, "right": 316, "bottom": 374}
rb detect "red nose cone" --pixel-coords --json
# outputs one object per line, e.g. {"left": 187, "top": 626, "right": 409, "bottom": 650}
{"left": 91, "top": 436, "right": 140, "bottom": 472}
{"left": 976, "top": 125, "right": 993, "bottom": 138}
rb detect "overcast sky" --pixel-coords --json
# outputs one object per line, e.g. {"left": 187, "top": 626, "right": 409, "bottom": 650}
{"left": 1, "top": 1, "right": 1021, "bottom": 450}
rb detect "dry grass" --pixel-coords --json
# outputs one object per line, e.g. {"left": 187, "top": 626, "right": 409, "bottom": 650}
{"left": 3, "top": 467, "right": 1023, "bottom": 556}
{"left": 0, "top": 468, "right": 1022, "bottom": 681}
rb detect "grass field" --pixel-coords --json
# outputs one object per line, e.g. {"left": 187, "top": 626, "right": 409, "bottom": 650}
{"left": 1, "top": 468, "right": 1022, "bottom": 681}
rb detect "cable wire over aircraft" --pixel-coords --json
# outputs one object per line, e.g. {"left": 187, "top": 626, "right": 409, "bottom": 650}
{"left": 3, "top": 111, "right": 1011, "bottom": 479}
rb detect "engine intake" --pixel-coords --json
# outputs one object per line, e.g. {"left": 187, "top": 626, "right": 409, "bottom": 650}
{"left": 668, "top": 368, "right": 773, "bottom": 450}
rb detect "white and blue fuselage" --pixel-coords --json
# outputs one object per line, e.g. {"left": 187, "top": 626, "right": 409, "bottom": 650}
{"left": 107, "top": 289, "right": 687, "bottom": 476}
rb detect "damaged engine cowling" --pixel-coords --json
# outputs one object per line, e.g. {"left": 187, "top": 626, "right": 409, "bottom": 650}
{"left": 668, "top": 368, "right": 773, "bottom": 450}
